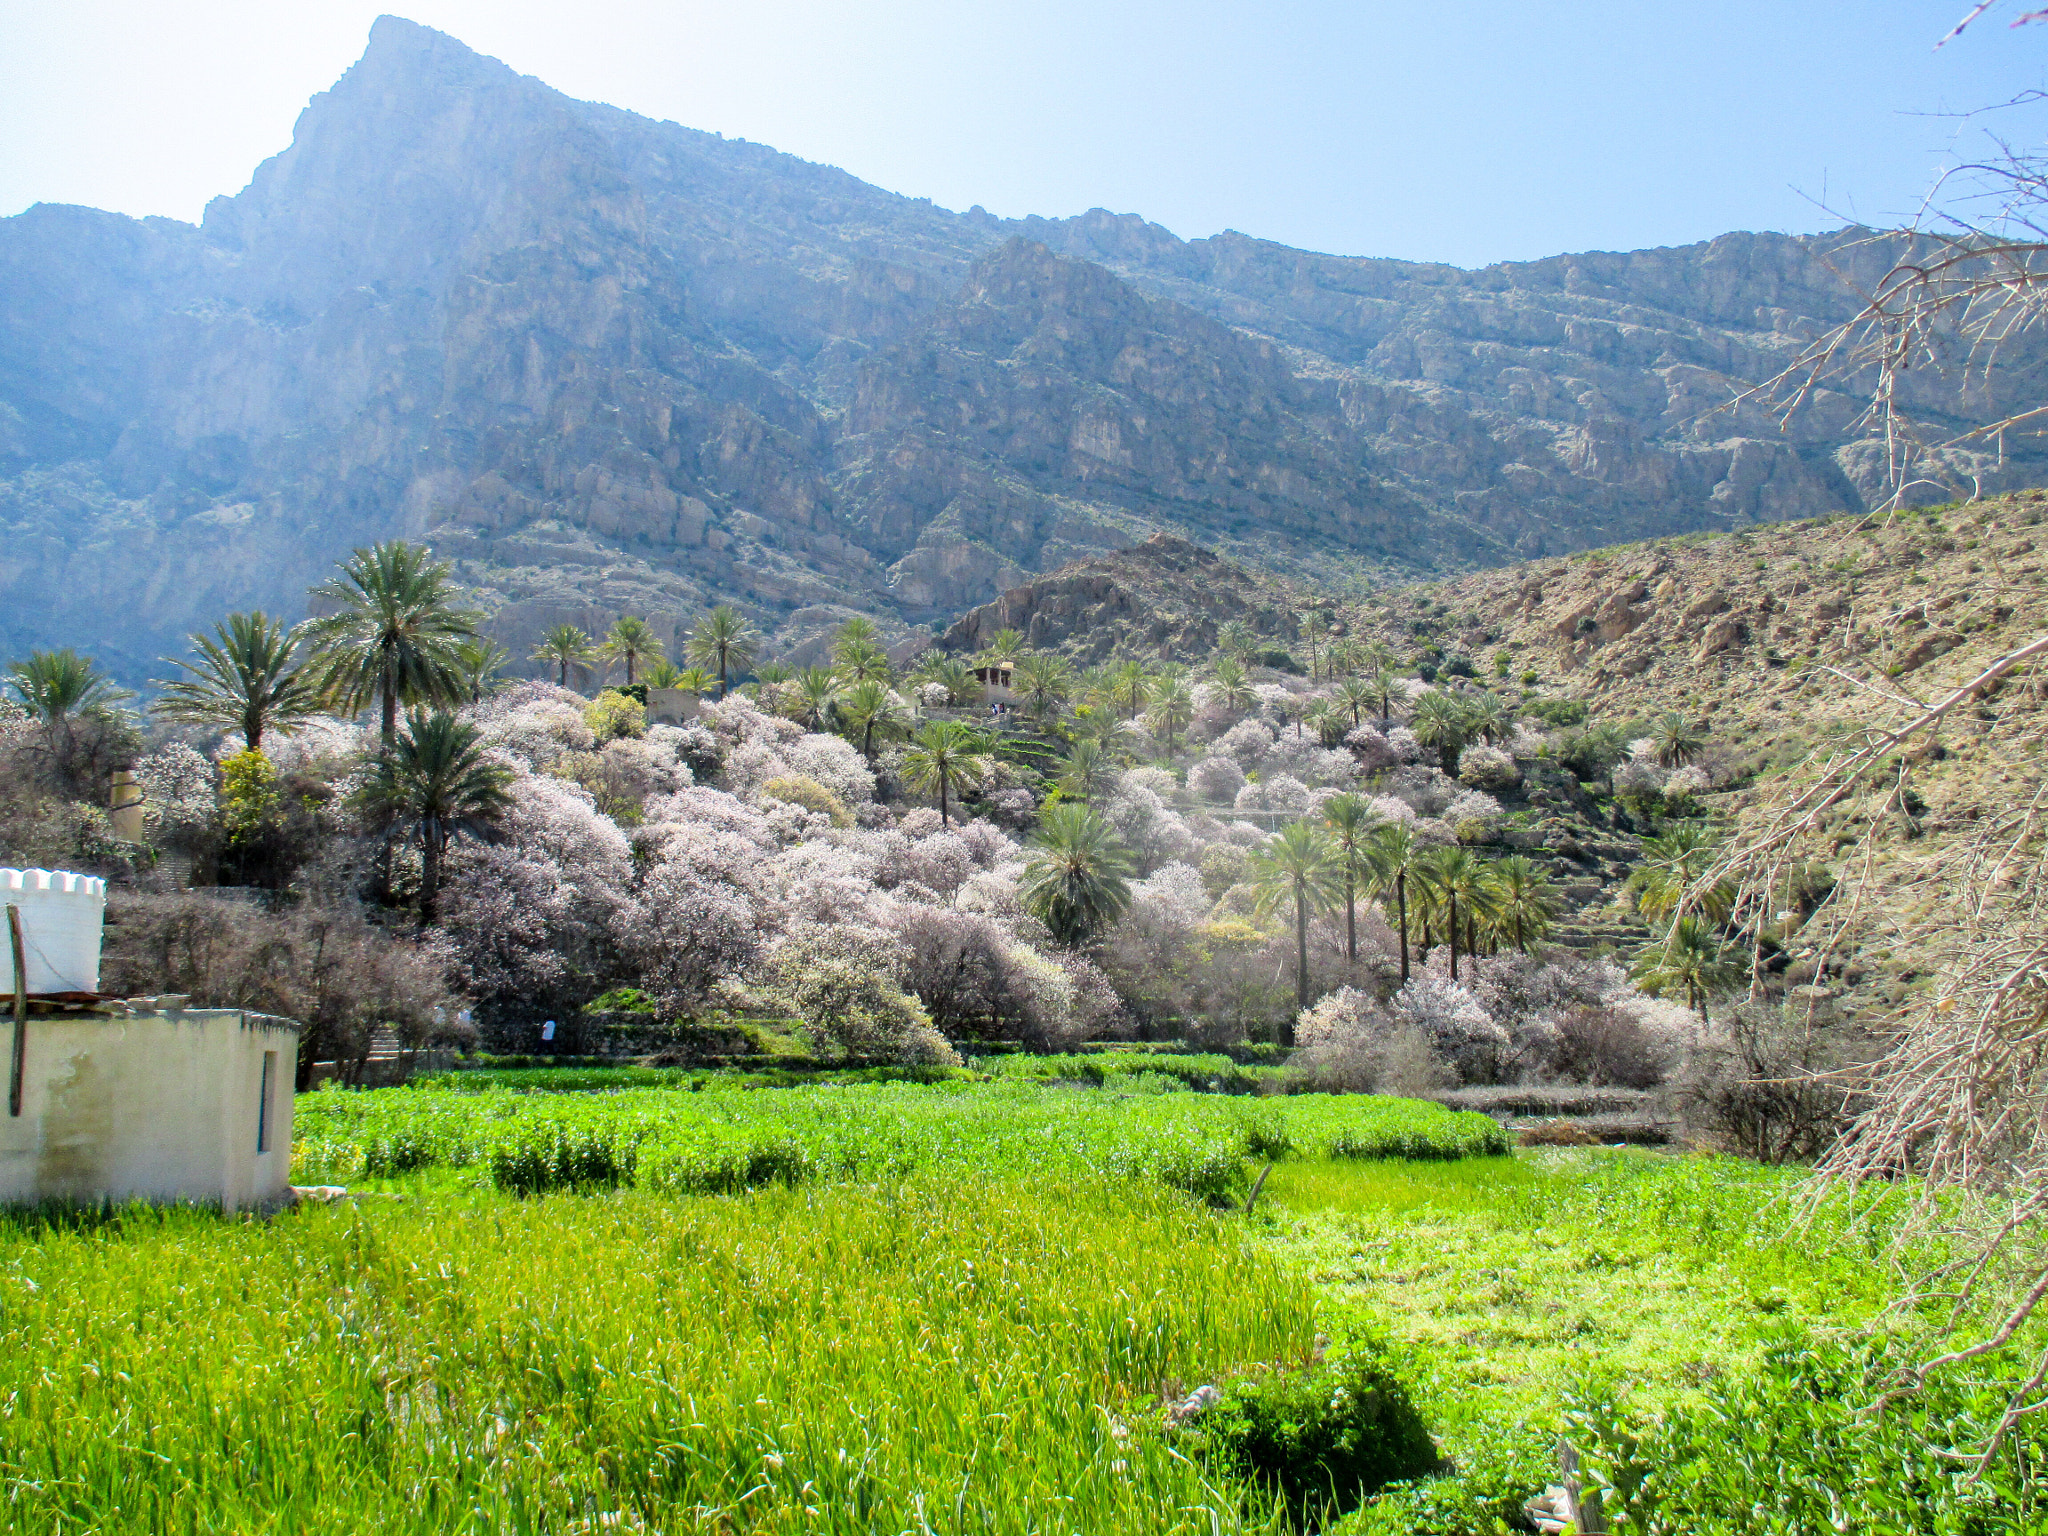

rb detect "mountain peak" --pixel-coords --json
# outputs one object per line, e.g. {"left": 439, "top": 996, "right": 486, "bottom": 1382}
{"left": 3, "top": 20, "right": 2041, "bottom": 680}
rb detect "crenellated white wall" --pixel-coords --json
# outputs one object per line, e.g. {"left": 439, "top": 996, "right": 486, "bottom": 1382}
{"left": 0, "top": 869, "right": 107, "bottom": 996}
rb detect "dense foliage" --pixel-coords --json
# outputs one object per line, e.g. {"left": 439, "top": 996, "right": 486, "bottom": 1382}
{"left": 5, "top": 537, "right": 1752, "bottom": 1115}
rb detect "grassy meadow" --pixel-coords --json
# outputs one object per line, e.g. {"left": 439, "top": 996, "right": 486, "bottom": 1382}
{"left": 7, "top": 1075, "right": 2048, "bottom": 1533}
{"left": 291, "top": 1078, "right": 1510, "bottom": 1202}
{"left": 0, "top": 1178, "right": 1313, "bottom": 1535}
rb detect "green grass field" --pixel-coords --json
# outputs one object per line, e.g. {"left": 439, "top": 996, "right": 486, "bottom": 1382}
{"left": 292, "top": 1080, "right": 1509, "bottom": 1201}
{"left": 0, "top": 1178, "right": 1313, "bottom": 1535}
{"left": 9, "top": 1073, "right": 2048, "bottom": 1534}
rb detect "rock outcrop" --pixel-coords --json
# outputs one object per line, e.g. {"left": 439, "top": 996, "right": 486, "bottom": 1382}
{"left": 942, "top": 534, "right": 1299, "bottom": 663}
{"left": 3, "top": 18, "right": 2042, "bottom": 677}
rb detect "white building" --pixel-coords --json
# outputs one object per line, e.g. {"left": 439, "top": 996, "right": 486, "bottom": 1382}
{"left": 0, "top": 869, "right": 300, "bottom": 1209}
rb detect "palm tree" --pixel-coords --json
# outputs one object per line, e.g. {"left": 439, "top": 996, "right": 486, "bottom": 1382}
{"left": 838, "top": 679, "right": 910, "bottom": 762}
{"left": 451, "top": 638, "right": 509, "bottom": 703}
{"left": 909, "top": 653, "right": 975, "bottom": 705}
{"left": 1321, "top": 793, "right": 1381, "bottom": 964}
{"left": 1365, "top": 668, "right": 1400, "bottom": 720}
{"left": 686, "top": 606, "right": 759, "bottom": 696}
{"left": 306, "top": 541, "right": 480, "bottom": 747}
{"left": 792, "top": 668, "right": 839, "bottom": 729}
{"left": 1648, "top": 710, "right": 1708, "bottom": 768}
{"left": 1105, "top": 659, "right": 1154, "bottom": 718}
{"left": 531, "top": 624, "right": 598, "bottom": 690}
{"left": 1277, "top": 692, "right": 1316, "bottom": 739}
{"left": 596, "top": 616, "right": 665, "bottom": 687}
{"left": 1012, "top": 653, "right": 1075, "bottom": 725}
{"left": 1628, "top": 823, "right": 1735, "bottom": 925}
{"left": 357, "top": 710, "right": 513, "bottom": 925}
{"left": 1020, "top": 803, "right": 1135, "bottom": 947}
{"left": 1488, "top": 855, "right": 1559, "bottom": 952}
{"left": 976, "top": 629, "right": 1027, "bottom": 667}
{"left": 1148, "top": 675, "right": 1195, "bottom": 754}
{"left": 1308, "top": 700, "right": 1347, "bottom": 748}
{"left": 152, "top": 612, "right": 318, "bottom": 752}
{"left": 1299, "top": 610, "right": 1331, "bottom": 680}
{"left": 1560, "top": 722, "right": 1633, "bottom": 789}
{"left": 833, "top": 616, "right": 883, "bottom": 652}
{"left": 1058, "top": 737, "right": 1118, "bottom": 800}
{"left": 1410, "top": 692, "right": 1473, "bottom": 778}
{"left": 1214, "top": 619, "right": 1258, "bottom": 664}
{"left": 1249, "top": 822, "right": 1346, "bottom": 1015}
{"left": 1077, "top": 711, "right": 1139, "bottom": 759}
{"left": 1632, "top": 916, "right": 1743, "bottom": 1024}
{"left": 833, "top": 620, "right": 893, "bottom": 686}
{"left": 1363, "top": 821, "right": 1419, "bottom": 984}
{"left": 1211, "top": 655, "right": 1257, "bottom": 714}
{"left": 837, "top": 639, "right": 895, "bottom": 688}
{"left": 902, "top": 719, "right": 992, "bottom": 826}
{"left": 1466, "top": 692, "right": 1515, "bottom": 746}
{"left": 1079, "top": 663, "right": 1118, "bottom": 716}
{"left": 643, "top": 659, "right": 686, "bottom": 690}
{"left": 8, "top": 648, "right": 133, "bottom": 784}
{"left": 670, "top": 666, "right": 719, "bottom": 700}
{"left": 1335, "top": 676, "right": 1376, "bottom": 728}
{"left": 1413, "top": 846, "right": 1496, "bottom": 982}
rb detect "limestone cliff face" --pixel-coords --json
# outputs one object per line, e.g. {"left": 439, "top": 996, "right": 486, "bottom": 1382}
{"left": 1, "top": 18, "right": 2039, "bottom": 677}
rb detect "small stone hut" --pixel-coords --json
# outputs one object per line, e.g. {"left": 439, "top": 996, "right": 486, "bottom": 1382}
{"left": 0, "top": 869, "right": 300, "bottom": 1209}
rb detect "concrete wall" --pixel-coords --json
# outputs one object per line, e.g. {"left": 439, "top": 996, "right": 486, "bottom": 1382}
{"left": 646, "top": 687, "right": 701, "bottom": 726}
{"left": 0, "top": 1009, "right": 300, "bottom": 1209}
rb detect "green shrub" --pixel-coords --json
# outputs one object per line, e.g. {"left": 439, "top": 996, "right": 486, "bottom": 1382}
{"left": 760, "top": 773, "right": 851, "bottom": 826}
{"left": 360, "top": 1131, "right": 440, "bottom": 1176}
{"left": 1195, "top": 1344, "right": 1439, "bottom": 1525}
{"left": 1529, "top": 698, "right": 1589, "bottom": 728}
{"left": 488, "top": 1123, "right": 642, "bottom": 1193}
{"left": 1567, "top": 1328, "right": 2048, "bottom": 1534}
{"left": 1344, "top": 1423, "right": 1552, "bottom": 1534}
{"left": 640, "top": 1129, "right": 818, "bottom": 1195}
{"left": 584, "top": 689, "right": 646, "bottom": 743}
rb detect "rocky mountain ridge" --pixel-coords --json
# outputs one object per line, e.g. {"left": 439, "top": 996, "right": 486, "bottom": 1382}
{"left": 4, "top": 16, "right": 2044, "bottom": 679}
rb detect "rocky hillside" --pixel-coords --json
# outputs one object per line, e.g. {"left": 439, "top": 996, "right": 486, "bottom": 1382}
{"left": 940, "top": 533, "right": 1300, "bottom": 662}
{"left": 1377, "top": 492, "right": 2048, "bottom": 1011}
{"left": 6, "top": 18, "right": 2045, "bottom": 679}
{"left": 1390, "top": 493, "right": 2047, "bottom": 759}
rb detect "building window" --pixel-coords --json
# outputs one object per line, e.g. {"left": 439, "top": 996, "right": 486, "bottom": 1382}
{"left": 257, "top": 1050, "right": 277, "bottom": 1154}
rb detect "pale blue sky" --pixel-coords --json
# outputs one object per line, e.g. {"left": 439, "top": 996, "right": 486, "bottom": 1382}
{"left": 2, "top": 2, "right": 2043, "bottom": 267}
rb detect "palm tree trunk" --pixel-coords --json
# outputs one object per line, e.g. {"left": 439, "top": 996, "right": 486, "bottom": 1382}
{"left": 1344, "top": 873, "right": 1357, "bottom": 964}
{"left": 420, "top": 817, "right": 442, "bottom": 927}
{"left": 380, "top": 680, "right": 399, "bottom": 749}
{"left": 1396, "top": 871, "right": 1409, "bottom": 985}
{"left": 1448, "top": 893, "right": 1460, "bottom": 982}
{"left": 939, "top": 769, "right": 950, "bottom": 827}
{"left": 1294, "top": 888, "right": 1310, "bottom": 1016}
